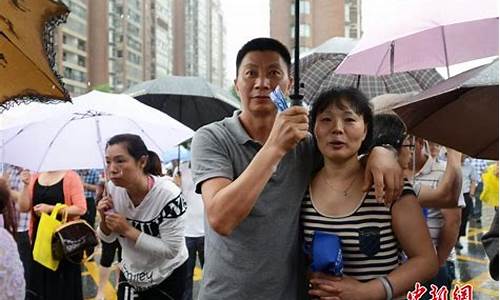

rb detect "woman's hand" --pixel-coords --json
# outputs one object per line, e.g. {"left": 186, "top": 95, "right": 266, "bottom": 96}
{"left": 33, "top": 203, "right": 53, "bottom": 216}
{"left": 96, "top": 195, "right": 114, "bottom": 219}
{"left": 309, "top": 274, "right": 369, "bottom": 300}
{"left": 20, "top": 169, "right": 31, "bottom": 185}
{"left": 104, "top": 212, "right": 131, "bottom": 235}
{"left": 104, "top": 212, "right": 140, "bottom": 242}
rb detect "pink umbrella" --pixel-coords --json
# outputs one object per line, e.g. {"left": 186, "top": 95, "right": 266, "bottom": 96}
{"left": 335, "top": 0, "right": 498, "bottom": 76}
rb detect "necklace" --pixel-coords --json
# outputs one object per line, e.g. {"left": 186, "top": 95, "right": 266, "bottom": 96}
{"left": 322, "top": 171, "right": 359, "bottom": 198}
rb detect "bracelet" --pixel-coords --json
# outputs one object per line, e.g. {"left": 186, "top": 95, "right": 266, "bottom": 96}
{"left": 377, "top": 276, "right": 393, "bottom": 300}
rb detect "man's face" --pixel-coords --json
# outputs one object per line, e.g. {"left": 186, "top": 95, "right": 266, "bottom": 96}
{"left": 234, "top": 51, "right": 292, "bottom": 116}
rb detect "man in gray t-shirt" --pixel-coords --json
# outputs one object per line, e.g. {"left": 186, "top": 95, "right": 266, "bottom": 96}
{"left": 191, "top": 38, "right": 402, "bottom": 300}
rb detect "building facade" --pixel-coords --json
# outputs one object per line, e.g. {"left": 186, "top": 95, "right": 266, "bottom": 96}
{"left": 173, "top": 0, "right": 226, "bottom": 87}
{"left": 56, "top": 0, "right": 90, "bottom": 96}
{"left": 56, "top": 0, "right": 225, "bottom": 96}
{"left": 270, "top": 0, "right": 362, "bottom": 53}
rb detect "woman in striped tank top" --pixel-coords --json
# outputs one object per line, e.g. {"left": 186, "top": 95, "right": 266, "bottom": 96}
{"left": 302, "top": 88, "right": 437, "bottom": 300}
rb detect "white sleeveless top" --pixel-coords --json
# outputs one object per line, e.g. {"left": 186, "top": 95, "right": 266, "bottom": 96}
{"left": 0, "top": 227, "right": 25, "bottom": 300}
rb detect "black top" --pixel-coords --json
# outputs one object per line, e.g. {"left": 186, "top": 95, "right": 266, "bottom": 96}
{"left": 32, "top": 178, "right": 64, "bottom": 240}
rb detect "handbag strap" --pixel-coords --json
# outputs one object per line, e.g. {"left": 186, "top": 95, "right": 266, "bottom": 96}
{"left": 50, "top": 203, "right": 68, "bottom": 222}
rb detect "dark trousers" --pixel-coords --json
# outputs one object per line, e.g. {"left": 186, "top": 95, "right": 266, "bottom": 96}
{"left": 16, "top": 230, "right": 32, "bottom": 283}
{"left": 99, "top": 239, "right": 121, "bottom": 268}
{"left": 422, "top": 261, "right": 455, "bottom": 300}
{"left": 83, "top": 197, "right": 96, "bottom": 228}
{"left": 459, "top": 193, "right": 473, "bottom": 237}
{"left": 118, "top": 260, "right": 188, "bottom": 300}
{"left": 182, "top": 236, "right": 205, "bottom": 300}
{"left": 473, "top": 182, "right": 483, "bottom": 218}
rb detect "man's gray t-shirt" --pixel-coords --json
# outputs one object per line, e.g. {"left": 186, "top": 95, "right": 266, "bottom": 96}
{"left": 191, "top": 111, "right": 316, "bottom": 300}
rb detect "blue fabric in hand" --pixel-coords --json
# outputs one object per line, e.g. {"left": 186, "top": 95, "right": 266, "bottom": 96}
{"left": 310, "top": 231, "right": 344, "bottom": 276}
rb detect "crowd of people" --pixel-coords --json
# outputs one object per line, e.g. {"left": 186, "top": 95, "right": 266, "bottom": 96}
{"left": 0, "top": 37, "right": 497, "bottom": 300}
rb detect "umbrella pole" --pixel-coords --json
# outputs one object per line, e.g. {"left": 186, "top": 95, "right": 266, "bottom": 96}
{"left": 440, "top": 26, "right": 451, "bottom": 79}
{"left": 95, "top": 117, "right": 107, "bottom": 171}
{"left": 178, "top": 98, "right": 182, "bottom": 163}
{"left": 411, "top": 135, "right": 416, "bottom": 186}
{"left": 390, "top": 41, "right": 395, "bottom": 74}
{"left": 290, "top": 0, "right": 303, "bottom": 106}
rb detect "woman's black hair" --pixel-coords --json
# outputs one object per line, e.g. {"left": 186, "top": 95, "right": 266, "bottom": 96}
{"left": 106, "top": 134, "right": 162, "bottom": 176}
{"left": 0, "top": 179, "right": 17, "bottom": 238}
{"left": 309, "top": 87, "right": 373, "bottom": 155}
{"left": 147, "top": 150, "right": 164, "bottom": 176}
{"left": 372, "top": 113, "right": 407, "bottom": 150}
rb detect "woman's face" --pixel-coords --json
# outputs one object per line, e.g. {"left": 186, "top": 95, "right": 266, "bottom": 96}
{"left": 398, "top": 136, "right": 414, "bottom": 170}
{"left": 314, "top": 100, "right": 367, "bottom": 162}
{"left": 105, "top": 143, "right": 146, "bottom": 187}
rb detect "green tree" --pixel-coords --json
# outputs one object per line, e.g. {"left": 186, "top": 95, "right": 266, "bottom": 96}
{"left": 93, "top": 83, "right": 112, "bottom": 93}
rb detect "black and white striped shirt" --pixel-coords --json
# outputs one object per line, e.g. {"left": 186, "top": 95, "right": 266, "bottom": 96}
{"left": 301, "top": 181, "right": 415, "bottom": 281}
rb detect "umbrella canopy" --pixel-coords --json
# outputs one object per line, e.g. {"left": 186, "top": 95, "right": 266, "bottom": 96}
{"left": 393, "top": 60, "right": 498, "bottom": 160}
{"left": 336, "top": 0, "right": 499, "bottom": 76}
{"left": 295, "top": 37, "right": 443, "bottom": 104}
{"left": 370, "top": 92, "right": 417, "bottom": 114}
{"left": 163, "top": 146, "right": 191, "bottom": 163}
{"left": 125, "top": 76, "right": 240, "bottom": 130}
{"left": 0, "top": 91, "right": 194, "bottom": 171}
{"left": 0, "top": 0, "right": 71, "bottom": 109}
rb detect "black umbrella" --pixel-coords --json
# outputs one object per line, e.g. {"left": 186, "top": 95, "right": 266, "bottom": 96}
{"left": 125, "top": 76, "right": 239, "bottom": 131}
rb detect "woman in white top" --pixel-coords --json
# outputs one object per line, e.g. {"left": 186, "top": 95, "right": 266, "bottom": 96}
{"left": 97, "top": 134, "right": 188, "bottom": 300}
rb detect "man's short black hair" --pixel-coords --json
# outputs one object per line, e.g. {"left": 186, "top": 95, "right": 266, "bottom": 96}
{"left": 309, "top": 87, "right": 373, "bottom": 155}
{"left": 235, "top": 38, "right": 291, "bottom": 76}
{"left": 372, "top": 113, "right": 407, "bottom": 150}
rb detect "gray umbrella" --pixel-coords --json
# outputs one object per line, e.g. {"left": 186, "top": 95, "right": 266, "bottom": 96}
{"left": 294, "top": 37, "right": 443, "bottom": 104}
{"left": 126, "top": 76, "right": 239, "bottom": 130}
{"left": 394, "top": 59, "right": 499, "bottom": 160}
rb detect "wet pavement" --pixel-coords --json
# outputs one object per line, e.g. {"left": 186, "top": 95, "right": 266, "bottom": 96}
{"left": 82, "top": 207, "right": 498, "bottom": 300}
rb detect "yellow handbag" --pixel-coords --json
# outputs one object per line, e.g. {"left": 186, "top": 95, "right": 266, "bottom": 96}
{"left": 32, "top": 203, "right": 67, "bottom": 271}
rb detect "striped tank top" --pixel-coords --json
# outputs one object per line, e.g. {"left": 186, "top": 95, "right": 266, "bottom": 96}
{"left": 301, "top": 181, "right": 415, "bottom": 281}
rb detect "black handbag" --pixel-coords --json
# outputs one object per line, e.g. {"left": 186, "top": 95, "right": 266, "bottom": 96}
{"left": 52, "top": 219, "right": 98, "bottom": 264}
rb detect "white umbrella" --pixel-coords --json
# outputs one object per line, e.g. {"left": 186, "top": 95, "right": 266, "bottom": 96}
{"left": 0, "top": 91, "right": 194, "bottom": 171}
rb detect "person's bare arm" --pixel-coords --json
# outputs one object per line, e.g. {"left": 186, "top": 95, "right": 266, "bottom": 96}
{"left": 389, "top": 194, "right": 439, "bottom": 296}
{"left": 201, "top": 107, "right": 309, "bottom": 236}
{"left": 17, "top": 170, "right": 32, "bottom": 212}
{"left": 418, "top": 149, "right": 462, "bottom": 208}
{"left": 437, "top": 208, "right": 461, "bottom": 266}
{"left": 83, "top": 182, "right": 97, "bottom": 192}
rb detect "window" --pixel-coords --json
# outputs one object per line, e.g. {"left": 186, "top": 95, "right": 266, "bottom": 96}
{"left": 290, "top": 24, "right": 311, "bottom": 38}
{"left": 291, "top": 1, "right": 310, "bottom": 15}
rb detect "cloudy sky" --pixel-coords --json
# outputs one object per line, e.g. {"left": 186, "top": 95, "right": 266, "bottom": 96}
{"left": 219, "top": 0, "right": 494, "bottom": 83}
